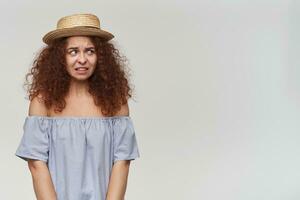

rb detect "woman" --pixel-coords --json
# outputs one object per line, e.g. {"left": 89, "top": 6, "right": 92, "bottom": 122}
{"left": 15, "top": 13, "right": 140, "bottom": 200}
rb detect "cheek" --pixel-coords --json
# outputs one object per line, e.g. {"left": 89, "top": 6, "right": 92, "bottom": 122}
{"left": 91, "top": 56, "right": 97, "bottom": 66}
{"left": 65, "top": 56, "right": 75, "bottom": 67}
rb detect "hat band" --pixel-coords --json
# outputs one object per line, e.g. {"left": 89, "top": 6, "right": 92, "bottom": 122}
{"left": 57, "top": 24, "right": 100, "bottom": 30}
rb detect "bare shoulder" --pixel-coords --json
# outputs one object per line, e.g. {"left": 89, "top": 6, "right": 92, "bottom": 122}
{"left": 115, "top": 102, "right": 130, "bottom": 116}
{"left": 28, "top": 94, "right": 49, "bottom": 116}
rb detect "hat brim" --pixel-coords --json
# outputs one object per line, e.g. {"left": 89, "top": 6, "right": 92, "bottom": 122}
{"left": 42, "top": 27, "right": 114, "bottom": 44}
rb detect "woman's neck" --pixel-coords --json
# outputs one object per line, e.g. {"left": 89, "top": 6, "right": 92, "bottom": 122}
{"left": 68, "top": 79, "right": 90, "bottom": 97}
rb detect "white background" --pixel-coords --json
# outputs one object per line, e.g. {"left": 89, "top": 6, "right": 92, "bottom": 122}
{"left": 1, "top": 0, "right": 299, "bottom": 199}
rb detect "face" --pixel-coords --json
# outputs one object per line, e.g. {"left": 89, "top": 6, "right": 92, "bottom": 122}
{"left": 65, "top": 36, "right": 97, "bottom": 81}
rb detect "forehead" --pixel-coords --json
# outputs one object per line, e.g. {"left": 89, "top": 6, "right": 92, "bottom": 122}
{"left": 66, "top": 36, "right": 94, "bottom": 47}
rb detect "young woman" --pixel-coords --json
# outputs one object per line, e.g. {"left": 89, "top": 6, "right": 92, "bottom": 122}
{"left": 15, "top": 13, "right": 140, "bottom": 200}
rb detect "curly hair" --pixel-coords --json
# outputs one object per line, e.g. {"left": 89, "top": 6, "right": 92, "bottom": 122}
{"left": 23, "top": 36, "right": 135, "bottom": 117}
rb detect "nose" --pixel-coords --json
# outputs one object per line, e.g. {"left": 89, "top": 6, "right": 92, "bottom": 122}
{"left": 78, "top": 52, "right": 87, "bottom": 65}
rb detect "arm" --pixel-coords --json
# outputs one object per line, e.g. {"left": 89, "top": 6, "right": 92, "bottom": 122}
{"left": 106, "top": 102, "right": 131, "bottom": 200}
{"left": 106, "top": 160, "right": 131, "bottom": 200}
{"left": 28, "top": 160, "right": 57, "bottom": 200}
{"left": 27, "top": 95, "right": 57, "bottom": 200}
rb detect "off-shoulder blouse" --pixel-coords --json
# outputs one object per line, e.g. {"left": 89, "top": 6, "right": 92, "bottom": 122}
{"left": 15, "top": 115, "right": 140, "bottom": 200}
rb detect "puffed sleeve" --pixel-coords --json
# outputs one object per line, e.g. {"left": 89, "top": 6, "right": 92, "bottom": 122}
{"left": 113, "top": 117, "right": 140, "bottom": 164}
{"left": 15, "top": 116, "right": 50, "bottom": 163}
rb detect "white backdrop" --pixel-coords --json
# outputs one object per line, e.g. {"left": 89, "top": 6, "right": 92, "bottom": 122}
{"left": 1, "top": 0, "right": 299, "bottom": 199}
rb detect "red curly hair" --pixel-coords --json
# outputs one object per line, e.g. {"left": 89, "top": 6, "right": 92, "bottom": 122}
{"left": 23, "top": 36, "right": 135, "bottom": 117}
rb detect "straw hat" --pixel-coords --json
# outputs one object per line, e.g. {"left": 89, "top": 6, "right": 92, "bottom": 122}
{"left": 42, "top": 13, "right": 114, "bottom": 44}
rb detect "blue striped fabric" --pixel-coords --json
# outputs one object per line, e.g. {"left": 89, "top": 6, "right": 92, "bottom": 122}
{"left": 15, "top": 115, "right": 140, "bottom": 200}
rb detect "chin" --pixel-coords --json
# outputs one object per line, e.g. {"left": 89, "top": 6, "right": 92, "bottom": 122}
{"left": 71, "top": 76, "right": 91, "bottom": 81}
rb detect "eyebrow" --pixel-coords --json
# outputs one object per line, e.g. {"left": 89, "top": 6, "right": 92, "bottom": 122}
{"left": 66, "top": 47, "right": 95, "bottom": 51}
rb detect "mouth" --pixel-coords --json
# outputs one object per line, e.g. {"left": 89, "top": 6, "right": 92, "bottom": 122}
{"left": 75, "top": 67, "right": 89, "bottom": 71}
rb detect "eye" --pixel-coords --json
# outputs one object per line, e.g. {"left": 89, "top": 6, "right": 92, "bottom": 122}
{"left": 87, "top": 49, "right": 95, "bottom": 55}
{"left": 69, "top": 50, "right": 77, "bottom": 56}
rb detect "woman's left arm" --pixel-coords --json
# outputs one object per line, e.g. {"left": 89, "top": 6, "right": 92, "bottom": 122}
{"left": 106, "top": 160, "right": 131, "bottom": 200}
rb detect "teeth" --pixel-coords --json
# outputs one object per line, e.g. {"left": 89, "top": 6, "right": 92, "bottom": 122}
{"left": 76, "top": 67, "right": 88, "bottom": 71}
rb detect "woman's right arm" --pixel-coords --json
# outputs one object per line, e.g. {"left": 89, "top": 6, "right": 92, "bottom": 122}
{"left": 28, "top": 160, "right": 57, "bottom": 200}
{"left": 27, "top": 95, "right": 57, "bottom": 200}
